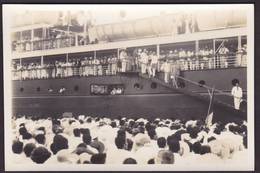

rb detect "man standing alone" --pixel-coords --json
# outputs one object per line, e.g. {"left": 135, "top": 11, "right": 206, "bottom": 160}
{"left": 231, "top": 80, "right": 243, "bottom": 110}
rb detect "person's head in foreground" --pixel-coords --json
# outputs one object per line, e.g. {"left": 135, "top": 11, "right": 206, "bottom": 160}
{"left": 30, "top": 146, "right": 51, "bottom": 164}
{"left": 123, "top": 158, "right": 137, "bottom": 164}
{"left": 90, "top": 153, "right": 106, "bottom": 164}
{"left": 155, "top": 150, "right": 174, "bottom": 164}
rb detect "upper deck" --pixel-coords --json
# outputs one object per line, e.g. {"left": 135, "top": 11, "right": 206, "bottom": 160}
{"left": 10, "top": 9, "right": 247, "bottom": 59}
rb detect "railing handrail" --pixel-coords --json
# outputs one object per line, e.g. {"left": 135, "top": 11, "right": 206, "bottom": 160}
{"left": 176, "top": 75, "right": 247, "bottom": 102}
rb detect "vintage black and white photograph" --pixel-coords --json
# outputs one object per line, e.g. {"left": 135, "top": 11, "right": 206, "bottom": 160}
{"left": 3, "top": 4, "right": 254, "bottom": 171}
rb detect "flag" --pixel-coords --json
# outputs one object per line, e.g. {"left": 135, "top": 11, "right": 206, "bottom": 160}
{"left": 205, "top": 87, "right": 215, "bottom": 128}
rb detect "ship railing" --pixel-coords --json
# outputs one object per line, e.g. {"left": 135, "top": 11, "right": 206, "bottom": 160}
{"left": 11, "top": 55, "right": 247, "bottom": 80}
{"left": 158, "top": 54, "right": 247, "bottom": 71}
{"left": 11, "top": 63, "right": 120, "bottom": 80}
{"left": 12, "top": 36, "right": 77, "bottom": 52}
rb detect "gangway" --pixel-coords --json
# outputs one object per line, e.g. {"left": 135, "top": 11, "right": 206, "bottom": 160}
{"left": 139, "top": 73, "right": 247, "bottom": 120}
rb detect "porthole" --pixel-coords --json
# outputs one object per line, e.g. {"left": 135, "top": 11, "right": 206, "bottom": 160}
{"left": 151, "top": 82, "right": 157, "bottom": 89}
{"left": 20, "top": 87, "right": 24, "bottom": 92}
{"left": 36, "top": 87, "right": 41, "bottom": 92}
{"left": 198, "top": 80, "right": 206, "bottom": 87}
{"left": 232, "top": 79, "right": 240, "bottom": 86}
{"left": 74, "top": 85, "right": 79, "bottom": 91}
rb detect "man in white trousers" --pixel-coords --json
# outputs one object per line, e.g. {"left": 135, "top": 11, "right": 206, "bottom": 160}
{"left": 231, "top": 81, "right": 243, "bottom": 110}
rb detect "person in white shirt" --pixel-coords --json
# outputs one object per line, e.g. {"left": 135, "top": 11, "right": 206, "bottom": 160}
{"left": 150, "top": 52, "right": 158, "bottom": 78}
{"left": 161, "top": 60, "right": 171, "bottom": 83}
{"left": 231, "top": 81, "right": 243, "bottom": 110}
{"left": 140, "top": 50, "right": 148, "bottom": 74}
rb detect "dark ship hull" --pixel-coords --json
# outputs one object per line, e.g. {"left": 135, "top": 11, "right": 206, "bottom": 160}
{"left": 12, "top": 67, "right": 247, "bottom": 123}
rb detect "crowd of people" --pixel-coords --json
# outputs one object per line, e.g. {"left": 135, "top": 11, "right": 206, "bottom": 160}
{"left": 12, "top": 31, "right": 98, "bottom": 53}
{"left": 11, "top": 114, "right": 247, "bottom": 165}
{"left": 12, "top": 44, "right": 247, "bottom": 82}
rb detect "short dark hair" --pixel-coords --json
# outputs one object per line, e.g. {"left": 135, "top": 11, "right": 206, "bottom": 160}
{"left": 12, "top": 140, "right": 24, "bottom": 154}
{"left": 115, "top": 136, "right": 125, "bottom": 149}
{"left": 73, "top": 128, "right": 81, "bottom": 137}
{"left": 90, "top": 153, "right": 106, "bottom": 164}
{"left": 22, "top": 132, "right": 32, "bottom": 140}
{"left": 147, "top": 128, "right": 157, "bottom": 140}
{"left": 200, "top": 145, "right": 211, "bottom": 155}
{"left": 147, "top": 158, "right": 155, "bottom": 164}
{"left": 19, "top": 127, "right": 27, "bottom": 136}
{"left": 207, "top": 136, "right": 216, "bottom": 143}
{"left": 30, "top": 147, "right": 51, "bottom": 164}
{"left": 123, "top": 158, "right": 137, "bottom": 164}
{"left": 82, "top": 134, "right": 92, "bottom": 145}
{"left": 157, "top": 137, "right": 166, "bottom": 148}
{"left": 86, "top": 117, "right": 92, "bottom": 123}
{"left": 110, "top": 121, "right": 117, "bottom": 128}
{"left": 167, "top": 137, "right": 180, "bottom": 153}
{"left": 192, "top": 142, "right": 202, "bottom": 154}
{"left": 77, "top": 143, "right": 87, "bottom": 148}
{"left": 80, "top": 128, "right": 90, "bottom": 135}
{"left": 35, "top": 134, "right": 46, "bottom": 145}
{"left": 126, "top": 138, "right": 133, "bottom": 151}
{"left": 51, "top": 135, "right": 69, "bottom": 154}
{"left": 119, "top": 119, "right": 125, "bottom": 126}
{"left": 23, "top": 143, "right": 36, "bottom": 157}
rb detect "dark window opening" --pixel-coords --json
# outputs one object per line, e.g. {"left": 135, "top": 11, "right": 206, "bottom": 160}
{"left": 151, "top": 82, "right": 157, "bottom": 89}
{"left": 90, "top": 84, "right": 125, "bottom": 95}
{"left": 198, "top": 80, "right": 206, "bottom": 87}
{"left": 74, "top": 85, "right": 79, "bottom": 91}
{"left": 134, "top": 83, "right": 143, "bottom": 89}
{"left": 59, "top": 87, "right": 66, "bottom": 94}
{"left": 20, "top": 87, "right": 24, "bottom": 92}
{"left": 36, "top": 87, "right": 41, "bottom": 92}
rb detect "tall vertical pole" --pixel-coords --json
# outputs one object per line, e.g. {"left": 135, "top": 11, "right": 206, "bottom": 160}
{"left": 195, "top": 40, "right": 199, "bottom": 59}
{"left": 31, "top": 29, "right": 34, "bottom": 51}
{"left": 238, "top": 36, "right": 242, "bottom": 50}
{"left": 41, "top": 56, "right": 44, "bottom": 66}
{"left": 156, "top": 44, "right": 160, "bottom": 58}
{"left": 117, "top": 48, "right": 120, "bottom": 59}
{"left": 213, "top": 39, "right": 216, "bottom": 69}
{"left": 66, "top": 53, "right": 69, "bottom": 63}
{"left": 20, "top": 58, "right": 22, "bottom": 80}
{"left": 94, "top": 51, "right": 97, "bottom": 59}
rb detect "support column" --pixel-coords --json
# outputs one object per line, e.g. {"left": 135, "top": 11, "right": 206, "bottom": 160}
{"left": 94, "top": 51, "right": 97, "bottom": 59}
{"left": 238, "top": 36, "right": 242, "bottom": 50}
{"left": 213, "top": 39, "right": 216, "bottom": 69}
{"left": 75, "top": 34, "right": 78, "bottom": 46}
{"left": 31, "top": 29, "right": 34, "bottom": 51}
{"left": 156, "top": 44, "right": 160, "bottom": 58}
{"left": 117, "top": 48, "right": 120, "bottom": 59}
{"left": 195, "top": 40, "right": 199, "bottom": 58}
{"left": 41, "top": 56, "right": 44, "bottom": 66}
{"left": 66, "top": 53, "right": 69, "bottom": 63}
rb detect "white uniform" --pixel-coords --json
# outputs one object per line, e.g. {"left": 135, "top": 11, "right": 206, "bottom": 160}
{"left": 161, "top": 62, "right": 171, "bottom": 83}
{"left": 231, "top": 86, "right": 243, "bottom": 110}
{"left": 140, "top": 52, "right": 148, "bottom": 74}
{"left": 151, "top": 55, "right": 158, "bottom": 77}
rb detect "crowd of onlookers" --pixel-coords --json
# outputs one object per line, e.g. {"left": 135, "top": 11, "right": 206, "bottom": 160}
{"left": 11, "top": 114, "right": 247, "bottom": 165}
{"left": 12, "top": 31, "right": 98, "bottom": 53}
{"left": 11, "top": 44, "right": 247, "bottom": 81}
